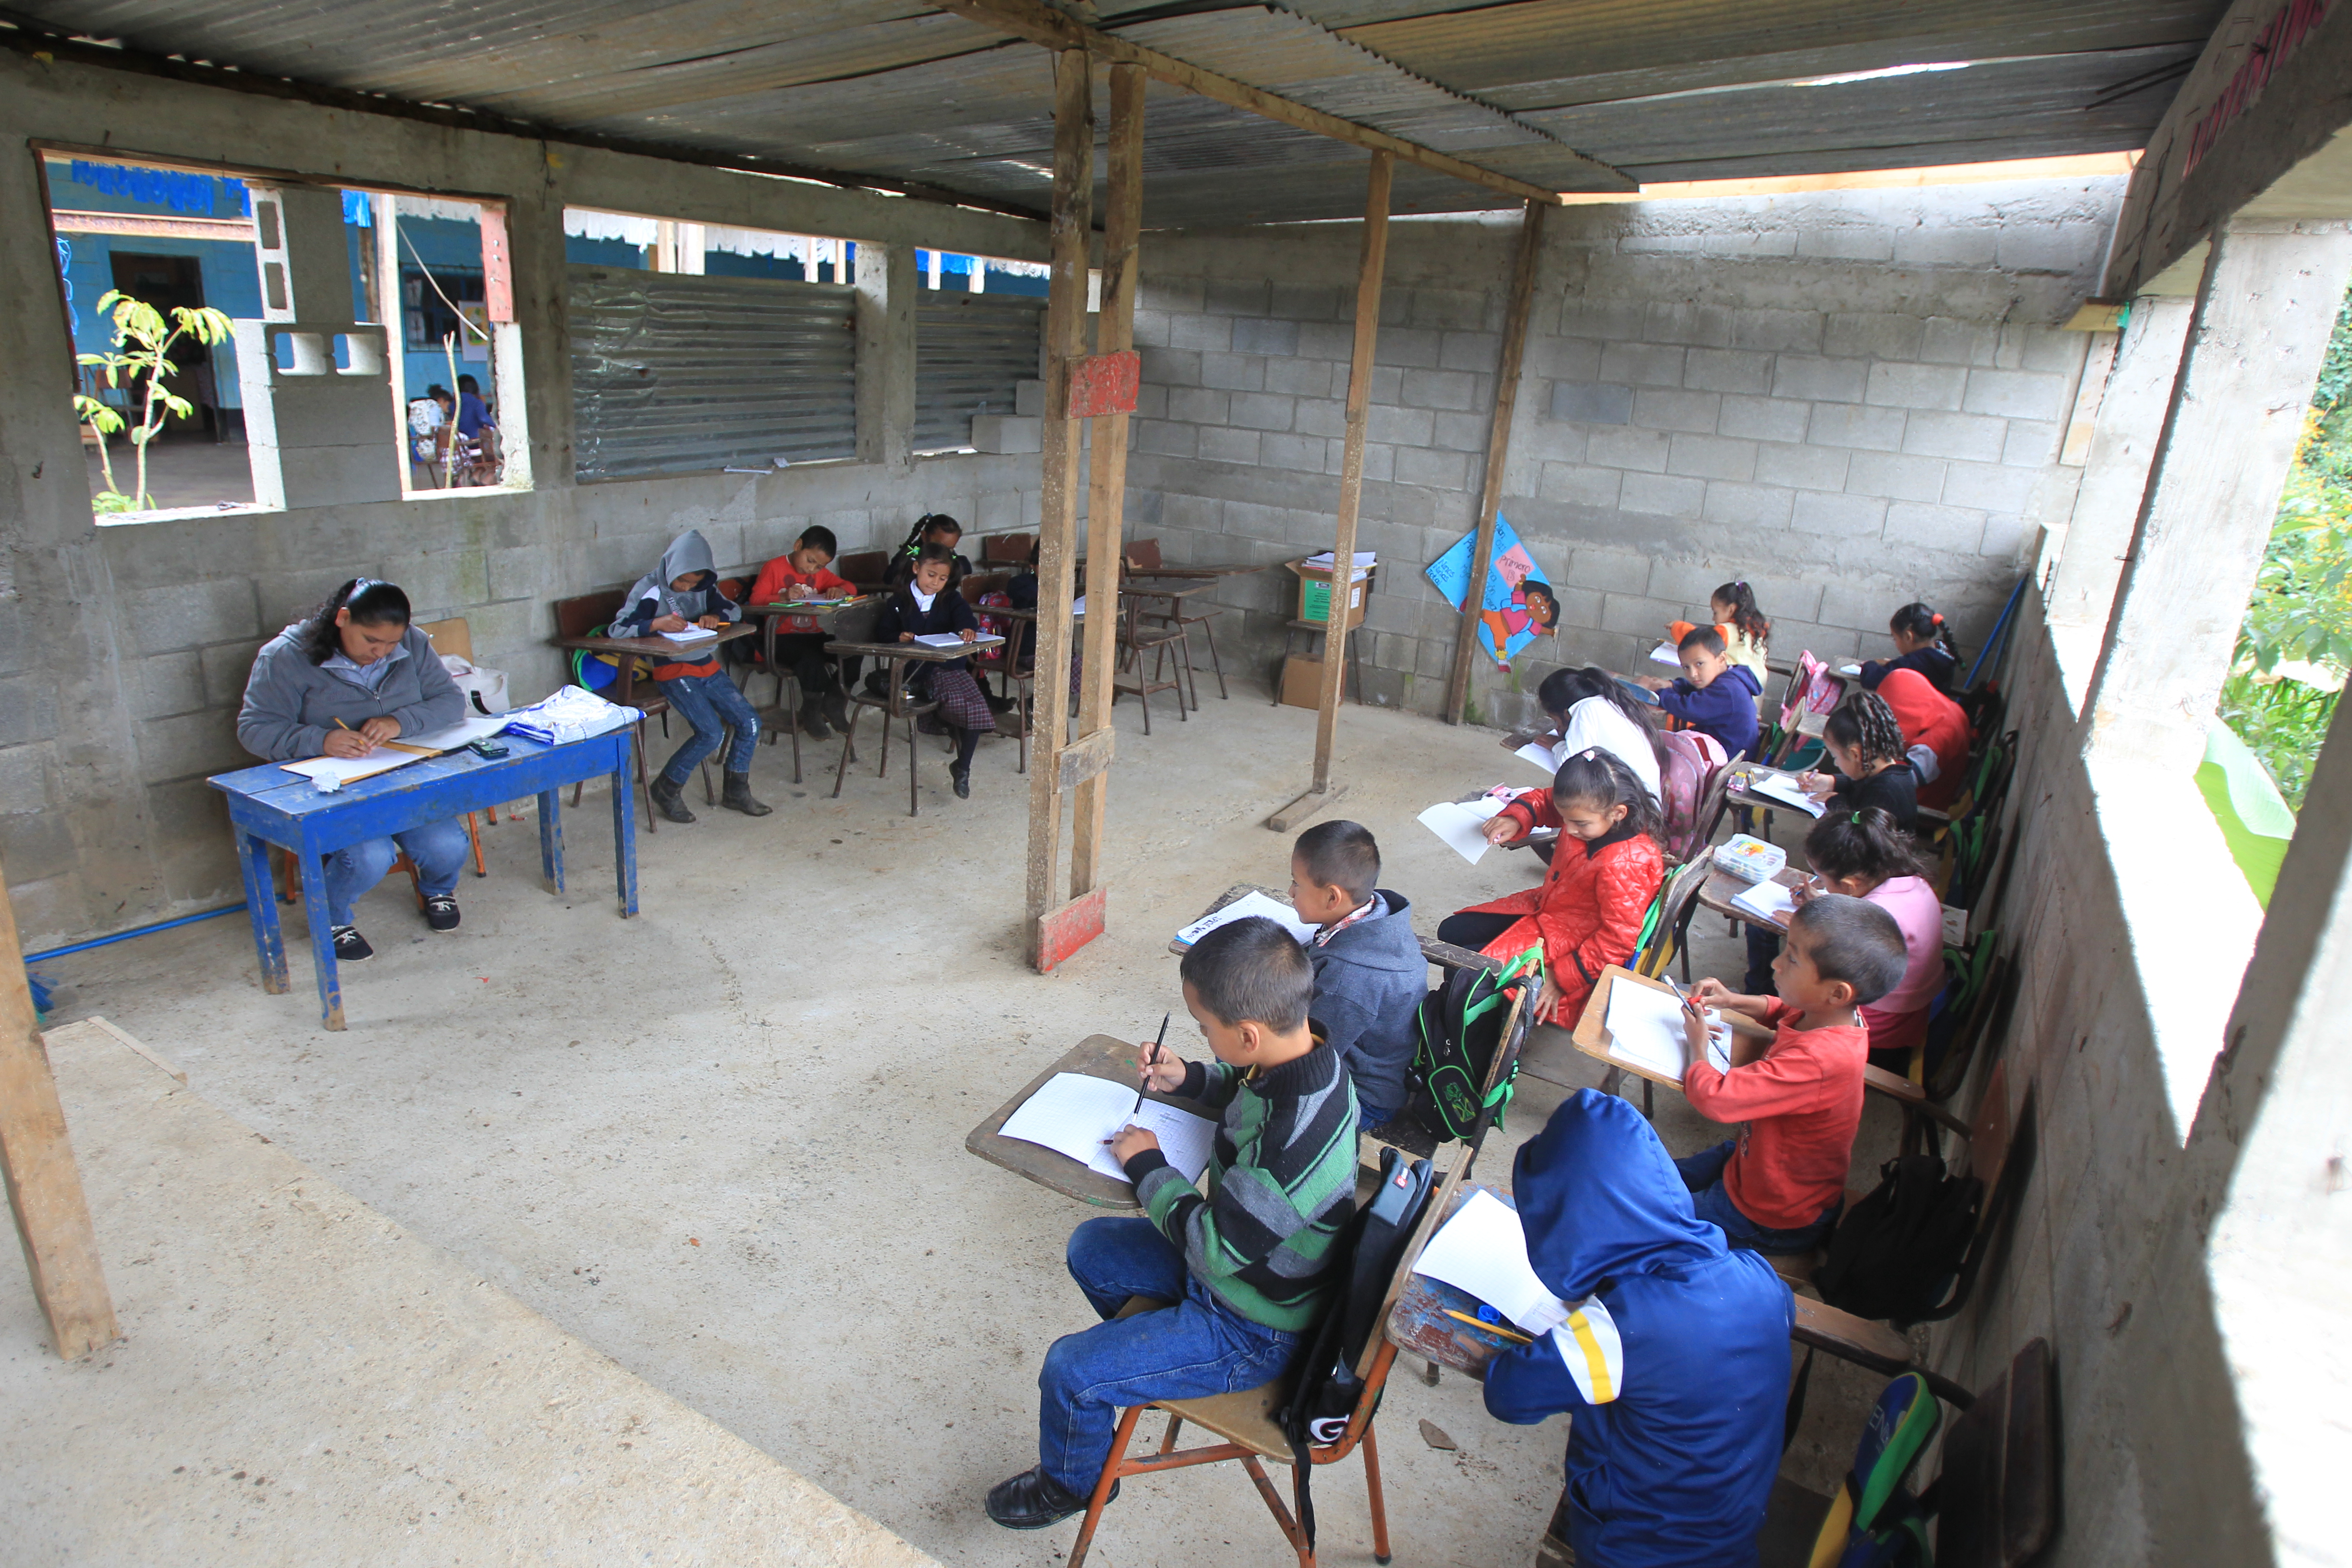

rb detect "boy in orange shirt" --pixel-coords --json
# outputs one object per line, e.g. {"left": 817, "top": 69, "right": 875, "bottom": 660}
{"left": 747, "top": 526, "right": 856, "bottom": 738}
{"left": 1679, "top": 894, "right": 1908, "bottom": 1253}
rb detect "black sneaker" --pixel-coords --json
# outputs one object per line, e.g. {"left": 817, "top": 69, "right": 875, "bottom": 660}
{"left": 331, "top": 925, "right": 374, "bottom": 962}
{"left": 984, "top": 1467, "right": 1115, "bottom": 1530}
{"left": 423, "top": 894, "right": 461, "bottom": 932}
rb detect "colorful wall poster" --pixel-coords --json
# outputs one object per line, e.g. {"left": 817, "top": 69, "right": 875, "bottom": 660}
{"left": 1425, "top": 516, "right": 1558, "bottom": 671}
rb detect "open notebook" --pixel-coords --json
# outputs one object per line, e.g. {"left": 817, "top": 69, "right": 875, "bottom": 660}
{"left": 280, "top": 713, "right": 511, "bottom": 791}
{"left": 1410, "top": 1189, "right": 1569, "bottom": 1334}
{"left": 1603, "top": 978, "right": 1733, "bottom": 1083}
{"left": 998, "top": 1072, "right": 1219, "bottom": 1184}
{"left": 1174, "top": 891, "right": 1317, "bottom": 948}
{"left": 1745, "top": 771, "right": 1826, "bottom": 818}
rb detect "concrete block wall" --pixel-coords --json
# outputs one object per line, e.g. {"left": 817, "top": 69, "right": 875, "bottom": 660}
{"left": 1126, "top": 181, "right": 2118, "bottom": 726}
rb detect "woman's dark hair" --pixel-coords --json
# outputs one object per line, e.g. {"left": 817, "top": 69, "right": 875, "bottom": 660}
{"left": 425, "top": 382, "right": 449, "bottom": 400}
{"left": 1538, "top": 665, "right": 1655, "bottom": 733}
{"left": 301, "top": 578, "right": 410, "bottom": 665}
{"left": 1552, "top": 748, "right": 1663, "bottom": 843}
{"left": 1803, "top": 806, "right": 1927, "bottom": 888}
{"left": 1824, "top": 692, "right": 1908, "bottom": 771}
{"left": 1890, "top": 601, "right": 1963, "bottom": 663}
{"left": 1713, "top": 580, "right": 1770, "bottom": 646}
{"left": 1520, "top": 581, "right": 1559, "bottom": 629}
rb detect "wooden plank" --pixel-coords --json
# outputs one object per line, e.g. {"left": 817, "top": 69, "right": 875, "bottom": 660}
{"left": 1069, "top": 61, "right": 1145, "bottom": 906}
{"left": 86, "top": 1016, "right": 186, "bottom": 1085}
{"left": 1266, "top": 781, "right": 1349, "bottom": 833}
{"left": 1311, "top": 151, "right": 1392, "bottom": 795}
{"left": 930, "top": 0, "right": 1619, "bottom": 202}
{"left": 0, "top": 858, "right": 119, "bottom": 1360}
{"left": 1445, "top": 199, "right": 1547, "bottom": 725}
{"left": 1024, "top": 48, "right": 1095, "bottom": 963}
{"left": 1057, "top": 724, "right": 1117, "bottom": 791}
{"left": 1036, "top": 885, "right": 1110, "bottom": 975}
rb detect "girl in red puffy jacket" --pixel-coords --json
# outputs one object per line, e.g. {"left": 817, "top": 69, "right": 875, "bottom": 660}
{"left": 1436, "top": 750, "right": 1667, "bottom": 1027}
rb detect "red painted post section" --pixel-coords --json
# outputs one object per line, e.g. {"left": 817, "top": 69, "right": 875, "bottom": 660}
{"left": 1067, "top": 350, "right": 1140, "bottom": 418}
{"left": 1036, "top": 884, "right": 1109, "bottom": 973}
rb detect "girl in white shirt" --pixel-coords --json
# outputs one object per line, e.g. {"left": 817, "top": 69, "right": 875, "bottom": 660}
{"left": 1536, "top": 666, "right": 1663, "bottom": 803}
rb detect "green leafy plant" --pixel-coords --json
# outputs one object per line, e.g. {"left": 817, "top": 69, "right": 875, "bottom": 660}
{"left": 75, "top": 289, "right": 234, "bottom": 513}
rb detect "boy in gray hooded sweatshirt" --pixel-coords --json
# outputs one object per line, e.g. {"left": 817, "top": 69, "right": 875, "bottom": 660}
{"left": 614, "top": 530, "right": 770, "bottom": 821}
{"left": 1287, "top": 821, "right": 1426, "bottom": 1131}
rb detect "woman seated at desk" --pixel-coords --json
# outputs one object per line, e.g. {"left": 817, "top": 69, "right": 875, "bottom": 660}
{"left": 235, "top": 577, "right": 470, "bottom": 964}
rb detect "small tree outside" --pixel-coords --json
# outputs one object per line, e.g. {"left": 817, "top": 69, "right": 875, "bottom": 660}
{"left": 75, "top": 289, "right": 234, "bottom": 514}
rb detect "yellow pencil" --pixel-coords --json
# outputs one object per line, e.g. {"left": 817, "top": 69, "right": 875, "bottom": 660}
{"left": 1442, "top": 1309, "right": 1533, "bottom": 1344}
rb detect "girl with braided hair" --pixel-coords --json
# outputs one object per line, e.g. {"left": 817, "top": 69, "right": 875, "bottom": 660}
{"left": 1859, "top": 600, "right": 1962, "bottom": 693}
{"left": 1798, "top": 691, "right": 1917, "bottom": 832}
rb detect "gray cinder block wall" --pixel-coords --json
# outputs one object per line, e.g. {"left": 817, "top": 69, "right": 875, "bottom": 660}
{"left": 1127, "top": 180, "right": 2119, "bottom": 727}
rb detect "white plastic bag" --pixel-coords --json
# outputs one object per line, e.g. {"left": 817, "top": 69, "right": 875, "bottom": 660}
{"left": 441, "top": 653, "right": 510, "bottom": 714}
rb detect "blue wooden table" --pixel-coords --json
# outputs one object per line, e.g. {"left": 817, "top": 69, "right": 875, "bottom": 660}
{"left": 208, "top": 729, "right": 638, "bottom": 1031}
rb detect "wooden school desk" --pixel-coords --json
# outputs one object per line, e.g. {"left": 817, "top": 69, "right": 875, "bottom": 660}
{"left": 555, "top": 621, "right": 760, "bottom": 666}
{"left": 965, "top": 1032, "right": 1213, "bottom": 1210}
{"left": 209, "top": 728, "right": 638, "bottom": 1032}
{"left": 1696, "top": 866, "right": 1809, "bottom": 929}
{"left": 821, "top": 634, "right": 1006, "bottom": 813}
{"left": 1173, "top": 883, "right": 1500, "bottom": 974}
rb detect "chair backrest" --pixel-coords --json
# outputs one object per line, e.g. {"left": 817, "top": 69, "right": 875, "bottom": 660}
{"left": 1124, "top": 536, "right": 1164, "bottom": 572}
{"left": 417, "top": 616, "right": 473, "bottom": 662}
{"left": 1931, "top": 1337, "right": 2057, "bottom": 1568}
{"left": 983, "top": 531, "right": 1035, "bottom": 565}
{"left": 961, "top": 568, "right": 1012, "bottom": 604}
{"left": 554, "top": 588, "right": 627, "bottom": 640}
{"left": 1634, "top": 857, "right": 1713, "bottom": 978}
{"left": 836, "top": 550, "right": 889, "bottom": 587}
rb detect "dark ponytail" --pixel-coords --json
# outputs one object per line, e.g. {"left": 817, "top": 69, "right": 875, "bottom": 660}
{"left": 1804, "top": 806, "right": 1926, "bottom": 886}
{"left": 1714, "top": 580, "right": 1770, "bottom": 647}
{"left": 1552, "top": 747, "right": 1663, "bottom": 844}
{"left": 1890, "top": 601, "right": 1963, "bottom": 664}
{"left": 1824, "top": 691, "right": 1908, "bottom": 771}
{"left": 301, "top": 577, "right": 411, "bottom": 665}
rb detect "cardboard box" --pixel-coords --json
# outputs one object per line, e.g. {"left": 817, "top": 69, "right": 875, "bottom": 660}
{"left": 1279, "top": 652, "right": 1329, "bottom": 709}
{"left": 1287, "top": 559, "right": 1372, "bottom": 628}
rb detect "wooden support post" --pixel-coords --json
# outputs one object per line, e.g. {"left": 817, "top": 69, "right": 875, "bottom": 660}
{"left": 1026, "top": 49, "right": 1096, "bottom": 970}
{"left": 1068, "top": 61, "right": 1146, "bottom": 905}
{"left": 1445, "top": 200, "right": 1546, "bottom": 725}
{"left": 1268, "top": 151, "right": 1390, "bottom": 832}
{"left": 0, "top": 862, "right": 118, "bottom": 1360}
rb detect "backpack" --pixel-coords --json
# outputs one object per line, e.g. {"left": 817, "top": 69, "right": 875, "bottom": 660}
{"left": 1277, "top": 1145, "right": 1435, "bottom": 1551}
{"left": 1653, "top": 728, "right": 1727, "bottom": 862}
{"left": 1406, "top": 947, "right": 1541, "bottom": 1143}
{"left": 1815, "top": 1153, "right": 1982, "bottom": 1326}
{"left": 1805, "top": 1372, "right": 1942, "bottom": 1568}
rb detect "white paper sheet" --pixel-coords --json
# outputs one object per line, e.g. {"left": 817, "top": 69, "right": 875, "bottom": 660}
{"left": 1731, "top": 878, "right": 1797, "bottom": 925}
{"left": 911, "top": 632, "right": 971, "bottom": 648}
{"left": 997, "top": 1072, "right": 1219, "bottom": 1184}
{"left": 1417, "top": 796, "right": 1510, "bottom": 865}
{"left": 1514, "top": 739, "right": 1564, "bottom": 775}
{"left": 1174, "top": 890, "right": 1318, "bottom": 948}
{"left": 402, "top": 713, "right": 513, "bottom": 752}
{"left": 1649, "top": 640, "right": 1683, "bottom": 667}
{"left": 1747, "top": 772, "right": 1827, "bottom": 818}
{"left": 1604, "top": 979, "right": 1731, "bottom": 1082}
{"left": 1838, "top": 663, "right": 1862, "bottom": 676}
{"left": 657, "top": 626, "right": 721, "bottom": 644}
{"left": 280, "top": 748, "right": 427, "bottom": 792}
{"left": 1410, "top": 1189, "right": 1568, "bottom": 1333}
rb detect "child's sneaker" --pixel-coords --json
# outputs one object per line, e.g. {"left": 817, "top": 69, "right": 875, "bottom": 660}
{"left": 423, "top": 894, "right": 461, "bottom": 932}
{"left": 331, "top": 925, "right": 374, "bottom": 962}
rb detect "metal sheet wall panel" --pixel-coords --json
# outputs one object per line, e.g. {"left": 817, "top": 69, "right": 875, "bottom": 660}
{"left": 568, "top": 266, "right": 857, "bottom": 481}
{"left": 915, "top": 294, "right": 1044, "bottom": 452}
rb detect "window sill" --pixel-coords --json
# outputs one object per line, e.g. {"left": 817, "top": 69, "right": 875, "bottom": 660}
{"left": 94, "top": 501, "right": 273, "bottom": 527}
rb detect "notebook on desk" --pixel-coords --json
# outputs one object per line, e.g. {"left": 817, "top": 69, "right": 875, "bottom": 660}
{"left": 1571, "top": 967, "right": 1738, "bottom": 1088}
{"left": 997, "top": 1072, "right": 1218, "bottom": 1185}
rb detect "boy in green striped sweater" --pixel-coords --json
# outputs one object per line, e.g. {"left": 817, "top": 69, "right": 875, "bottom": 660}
{"left": 986, "top": 917, "right": 1361, "bottom": 1530}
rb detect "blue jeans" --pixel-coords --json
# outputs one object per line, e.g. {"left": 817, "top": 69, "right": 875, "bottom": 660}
{"left": 1676, "top": 1139, "right": 1839, "bottom": 1255}
{"left": 1359, "top": 1102, "right": 1397, "bottom": 1132}
{"left": 322, "top": 817, "right": 470, "bottom": 928}
{"left": 659, "top": 670, "right": 760, "bottom": 782}
{"left": 1038, "top": 1217, "right": 1299, "bottom": 1494}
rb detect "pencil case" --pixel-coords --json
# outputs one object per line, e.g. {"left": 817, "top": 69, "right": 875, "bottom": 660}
{"left": 1711, "top": 835, "right": 1786, "bottom": 883}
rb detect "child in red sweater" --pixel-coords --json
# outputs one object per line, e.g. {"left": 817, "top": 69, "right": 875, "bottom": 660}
{"left": 747, "top": 526, "right": 856, "bottom": 738}
{"left": 1681, "top": 894, "right": 1910, "bottom": 1253}
{"left": 1435, "top": 750, "right": 1665, "bottom": 1028}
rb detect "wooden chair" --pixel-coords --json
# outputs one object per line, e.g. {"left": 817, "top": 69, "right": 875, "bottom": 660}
{"left": 1113, "top": 608, "right": 1188, "bottom": 735}
{"left": 416, "top": 613, "right": 514, "bottom": 859}
{"left": 831, "top": 631, "right": 939, "bottom": 818}
{"left": 834, "top": 550, "right": 890, "bottom": 593}
{"left": 553, "top": 588, "right": 717, "bottom": 833}
{"left": 982, "top": 531, "right": 1035, "bottom": 565}
{"left": 1125, "top": 538, "right": 1228, "bottom": 705}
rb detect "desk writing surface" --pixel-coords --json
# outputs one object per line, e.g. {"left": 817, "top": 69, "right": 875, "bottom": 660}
{"left": 1568, "top": 966, "right": 1772, "bottom": 1091}
{"left": 1384, "top": 1183, "right": 1514, "bottom": 1380}
{"left": 1697, "top": 866, "right": 1809, "bottom": 927}
{"left": 824, "top": 636, "right": 1006, "bottom": 662}
{"left": 557, "top": 623, "right": 758, "bottom": 658}
{"left": 966, "top": 1034, "right": 1216, "bottom": 1211}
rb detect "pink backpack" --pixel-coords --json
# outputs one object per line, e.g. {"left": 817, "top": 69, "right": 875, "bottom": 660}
{"left": 1654, "top": 729, "right": 1729, "bottom": 863}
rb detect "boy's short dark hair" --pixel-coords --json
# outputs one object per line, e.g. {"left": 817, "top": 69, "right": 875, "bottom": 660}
{"left": 1180, "top": 917, "right": 1313, "bottom": 1031}
{"left": 1678, "top": 625, "right": 1727, "bottom": 655}
{"left": 1293, "top": 820, "right": 1379, "bottom": 903}
{"left": 1789, "top": 894, "right": 1909, "bottom": 1006}
{"left": 797, "top": 525, "right": 838, "bottom": 558}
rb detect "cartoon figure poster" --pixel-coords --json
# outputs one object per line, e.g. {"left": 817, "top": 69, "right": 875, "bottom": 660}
{"left": 1425, "top": 517, "right": 1558, "bottom": 671}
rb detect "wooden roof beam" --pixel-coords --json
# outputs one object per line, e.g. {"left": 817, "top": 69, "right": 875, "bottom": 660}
{"left": 933, "top": 0, "right": 1634, "bottom": 202}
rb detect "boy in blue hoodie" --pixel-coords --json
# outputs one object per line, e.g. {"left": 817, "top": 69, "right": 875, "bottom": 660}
{"left": 1287, "top": 820, "right": 1425, "bottom": 1132}
{"left": 1639, "top": 626, "right": 1762, "bottom": 760}
{"left": 613, "top": 529, "right": 770, "bottom": 821}
{"left": 1460, "top": 1089, "right": 1792, "bottom": 1568}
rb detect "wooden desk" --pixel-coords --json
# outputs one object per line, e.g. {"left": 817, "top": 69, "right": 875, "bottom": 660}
{"left": 823, "top": 635, "right": 1007, "bottom": 812}
{"left": 745, "top": 595, "right": 880, "bottom": 632}
{"left": 966, "top": 1033, "right": 1215, "bottom": 1210}
{"left": 1173, "top": 882, "right": 1501, "bottom": 975}
{"left": 1697, "top": 866, "right": 1809, "bottom": 929}
{"left": 555, "top": 622, "right": 759, "bottom": 662}
{"left": 1569, "top": 965, "right": 1773, "bottom": 1093}
{"left": 209, "top": 729, "right": 637, "bottom": 1031}
{"left": 1384, "top": 1182, "right": 1516, "bottom": 1379}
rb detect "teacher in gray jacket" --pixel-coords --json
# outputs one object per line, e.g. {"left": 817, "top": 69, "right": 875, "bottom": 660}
{"left": 237, "top": 577, "right": 470, "bottom": 964}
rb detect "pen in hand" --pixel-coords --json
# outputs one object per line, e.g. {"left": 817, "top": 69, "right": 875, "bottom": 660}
{"left": 1134, "top": 1012, "right": 1169, "bottom": 1118}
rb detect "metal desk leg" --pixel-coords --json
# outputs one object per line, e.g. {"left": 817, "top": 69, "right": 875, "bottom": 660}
{"left": 609, "top": 760, "right": 638, "bottom": 918}
{"left": 235, "top": 831, "right": 288, "bottom": 994}
{"left": 538, "top": 787, "right": 565, "bottom": 895}
{"left": 293, "top": 841, "right": 345, "bottom": 1031}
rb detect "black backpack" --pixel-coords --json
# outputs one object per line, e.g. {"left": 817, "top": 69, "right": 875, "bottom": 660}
{"left": 1277, "top": 1146, "right": 1435, "bottom": 1550}
{"left": 1815, "top": 1153, "right": 1982, "bottom": 1326}
{"left": 1406, "top": 948, "right": 1540, "bottom": 1143}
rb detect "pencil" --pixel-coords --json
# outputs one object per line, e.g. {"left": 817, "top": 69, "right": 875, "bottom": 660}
{"left": 1442, "top": 1309, "right": 1533, "bottom": 1344}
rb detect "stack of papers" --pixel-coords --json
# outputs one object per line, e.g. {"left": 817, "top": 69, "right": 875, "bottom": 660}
{"left": 1746, "top": 772, "right": 1827, "bottom": 818}
{"left": 1730, "top": 879, "right": 1798, "bottom": 925}
{"left": 1410, "top": 1190, "right": 1569, "bottom": 1334}
{"left": 1303, "top": 551, "right": 1375, "bottom": 581}
{"left": 657, "top": 626, "right": 720, "bottom": 644}
{"left": 911, "top": 632, "right": 971, "bottom": 649}
{"left": 998, "top": 1073, "right": 1219, "bottom": 1184}
{"left": 403, "top": 713, "right": 513, "bottom": 753}
{"left": 1174, "top": 891, "right": 1318, "bottom": 948}
{"left": 1603, "top": 978, "right": 1732, "bottom": 1082}
{"left": 281, "top": 750, "right": 424, "bottom": 792}
{"left": 1418, "top": 795, "right": 1512, "bottom": 865}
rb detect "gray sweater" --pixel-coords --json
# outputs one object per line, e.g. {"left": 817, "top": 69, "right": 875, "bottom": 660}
{"left": 236, "top": 624, "right": 466, "bottom": 762}
{"left": 1307, "top": 889, "right": 1427, "bottom": 1116}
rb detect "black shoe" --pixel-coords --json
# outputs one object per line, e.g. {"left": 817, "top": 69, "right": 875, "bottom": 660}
{"left": 951, "top": 763, "right": 971, "bottom": 799}
{"left": 799, "top": 703, "right": 833, "bottom": 740}
{"left": 863, "top": 670, "right": 890, "bottom": 698}
{"left": 649, "top": 774, "right": 696, "bottom": 823}
{"left": 331, "top": 925, "right": 374, "bottom": 962}
{"left": 721, "top": 773, "right": 773, "bottom": 817}
{"left": 984, "top": 1467, "right": 1115, "bottom": 1530}
{"left": 823, "top": 694, "right": 850, "bottom": 729}
{"left": 423, "top": 894, "right": 460, "bottom": 932}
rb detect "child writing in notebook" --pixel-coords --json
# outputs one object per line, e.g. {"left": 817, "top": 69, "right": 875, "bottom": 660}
{"left": 1666, "top": 579, "right": 1770, "bottom": 683}
{"left": 1794, "top": 809, "right": 1945, "bottom": 1065}
{"left": 1436, "top": 750, "right": 1665, "bottom": 1029}
{"left": 1287, "top": 821, "right": 1423, "bottom": 1133}
{"left": 1682, "top": 894, "right": 1909, "bottom": 1253}
{"left": 1463, "top": 1090, "right": 1793, "bottom": 1568}
{"left": 1634, "top": 626, "right": 1762, "bottom": 761}
{"left": 1859, "top": 601, "right": 1963, "bottom": 694}
{"left": 873, "top": 544, "right": 996, "bottom": 799}
{"left": 614, "top": 528, "right": 771, "bottom": 822}
{"left": 986, "top": 917, "right": 1358, "bottom": 1530}
{"left": 747, "top": 525, "right": 855, "bottom": 739}
{"left": 1797, "top": 691, "right": 1917, "bottom": 832}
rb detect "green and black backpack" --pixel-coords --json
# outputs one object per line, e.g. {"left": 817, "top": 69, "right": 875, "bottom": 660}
{"left": 1405, "top": 947, "right": 1541, "bottom": 1143}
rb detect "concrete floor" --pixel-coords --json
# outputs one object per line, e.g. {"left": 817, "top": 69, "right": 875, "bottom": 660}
{"left": 23, "top": 692, "right": 1896, "bottom": 1564}
{"left": 84, "top": 431, "right": 255, "bottom": 510}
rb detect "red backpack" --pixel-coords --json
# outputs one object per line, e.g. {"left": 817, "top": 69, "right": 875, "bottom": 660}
{"left": 1654, "top": 728, "right": 1728, "bottom": 863}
